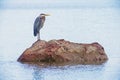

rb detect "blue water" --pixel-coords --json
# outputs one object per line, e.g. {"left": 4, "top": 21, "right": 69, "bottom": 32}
{"left": 0, "top": 0, "right": 120, "bottom": 80}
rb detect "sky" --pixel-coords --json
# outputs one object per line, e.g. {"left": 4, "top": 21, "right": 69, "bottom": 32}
{"left": 0, "top": 0, "right": 120, "bottom": 9}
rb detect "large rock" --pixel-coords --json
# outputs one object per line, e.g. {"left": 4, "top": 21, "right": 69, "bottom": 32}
{"left": 17, "top": 39, "right": 108, "bottom": 64}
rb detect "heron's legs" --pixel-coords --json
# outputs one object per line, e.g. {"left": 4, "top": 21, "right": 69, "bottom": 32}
{"left": 37, "top": 32, "right": 40, "bottom": 40}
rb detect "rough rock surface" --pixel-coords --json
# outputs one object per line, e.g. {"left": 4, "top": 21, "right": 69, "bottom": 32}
{"left": 17, "top": 39, "right": 108, "bottom": 64}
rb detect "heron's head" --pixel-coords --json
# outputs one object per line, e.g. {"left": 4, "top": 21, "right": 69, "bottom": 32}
{"left": 40, "top": 13, "right": 50, "bottom": 18}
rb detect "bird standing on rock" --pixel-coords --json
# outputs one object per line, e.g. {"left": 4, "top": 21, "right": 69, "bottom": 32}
{"left": 33, "top": 13, "right": 50, "bottom": 40}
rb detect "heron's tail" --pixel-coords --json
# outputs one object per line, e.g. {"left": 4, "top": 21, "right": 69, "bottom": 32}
{"left": 34, "top": 26, "right": 38, "bottom": 36}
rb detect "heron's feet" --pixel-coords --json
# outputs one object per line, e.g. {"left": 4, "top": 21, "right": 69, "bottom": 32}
{"left": 37, "top": 39, "right": 41, "bottom": 41}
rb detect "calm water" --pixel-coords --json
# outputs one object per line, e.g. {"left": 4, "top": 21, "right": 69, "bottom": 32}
{"left": 0, "top": 0, "right": 120, "bottom": 80}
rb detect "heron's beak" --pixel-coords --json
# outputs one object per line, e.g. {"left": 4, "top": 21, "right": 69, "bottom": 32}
{"left": 45, "top": 14, "right": 50, "bottom": 16}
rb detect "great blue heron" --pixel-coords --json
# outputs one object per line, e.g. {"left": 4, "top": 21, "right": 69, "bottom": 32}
{"left": 33, "top": 13, "right": 50, "bottom": 40}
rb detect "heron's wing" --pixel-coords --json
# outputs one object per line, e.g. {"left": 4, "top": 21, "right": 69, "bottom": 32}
{"left": 33, "top": 17, "right": 42, "bottom": 36}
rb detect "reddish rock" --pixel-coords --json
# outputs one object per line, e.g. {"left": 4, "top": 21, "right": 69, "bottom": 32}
{"left": 17, "top": 39, "right": 108, "bottom": 64}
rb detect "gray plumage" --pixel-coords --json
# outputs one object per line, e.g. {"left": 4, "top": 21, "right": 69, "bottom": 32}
{"left": 34, "top": 17, "right": 42, "bottom": 36}
{"left": 33, "top": 13, "right": 49, "bottom": 40}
